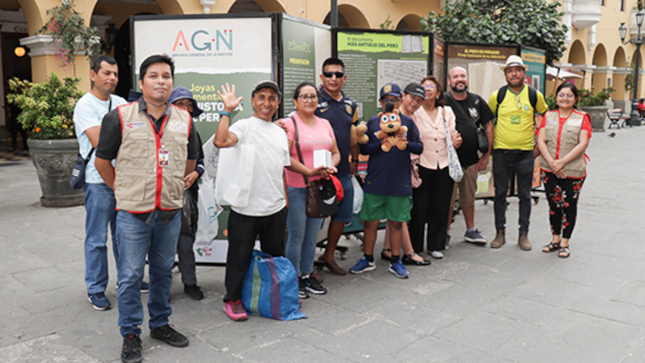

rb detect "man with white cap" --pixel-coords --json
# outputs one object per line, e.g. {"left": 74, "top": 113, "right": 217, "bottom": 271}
{"left": 487, "top": 55, "right": 548, "bottom": 251}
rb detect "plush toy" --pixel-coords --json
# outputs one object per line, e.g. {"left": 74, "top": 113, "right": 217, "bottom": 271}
{"left": 375, "top": 101, "right": 408, "bottom": 152}
{"left": 350, "top": 123, "right": 369, "bottom": 146}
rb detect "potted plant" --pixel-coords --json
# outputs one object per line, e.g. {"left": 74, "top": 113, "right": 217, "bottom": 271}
{"left": 7, "top": 73, "right": 85, "bottom": 207}
{"left": 577, "top": 86, "right": 615, "bottom": 132}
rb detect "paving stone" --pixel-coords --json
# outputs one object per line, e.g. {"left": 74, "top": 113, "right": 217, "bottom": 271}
{"left": 12, "top": 265, "right": 78, "bottom": 293}
{"left": 241, "top": 336, "right": 352, "bottom": 362}
{"left": 432, "top": 311, "right": 532, "bottom": 352}
{"left": 0, "top": 333, "right": 100, "bottom": 363}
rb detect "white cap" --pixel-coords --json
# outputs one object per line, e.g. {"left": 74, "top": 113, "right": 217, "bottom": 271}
{"left": 501, "top": 55, "right": 528, "bottom": 71}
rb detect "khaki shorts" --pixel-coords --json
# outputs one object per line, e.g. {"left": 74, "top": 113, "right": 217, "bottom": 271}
{"left": 450, "top": 163, "right": 478, "bottom": 209}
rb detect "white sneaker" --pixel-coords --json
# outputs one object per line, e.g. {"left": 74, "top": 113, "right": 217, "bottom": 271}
{"left": 429, "top": 251, "right": 444, "bottom": 259}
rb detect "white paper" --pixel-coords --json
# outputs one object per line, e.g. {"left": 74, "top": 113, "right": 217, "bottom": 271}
{"left": 313, "top": 149, "right": 332, "bottom": 168}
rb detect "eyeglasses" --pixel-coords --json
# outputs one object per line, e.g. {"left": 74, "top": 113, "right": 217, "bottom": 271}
{"left": 516, "top": 94, "right": 522, "bottom": 109}
{"left": 557, "top": 93, "right": 575, "bottom": 99}
{"left": 298, "top": 94, "right": 317, "bottom": 102}
{"left": 423, "top": 84, "right": 436, "bottom": 90}
{"left": 323, "top": 71, "right": 344, "bottom": 78}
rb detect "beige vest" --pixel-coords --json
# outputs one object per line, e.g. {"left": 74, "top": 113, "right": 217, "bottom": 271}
{"left": 114, "top": 102, "right": 191, "bottom": 212}
{"left": 539, "top": 110, "right": 586, "bottom": 178}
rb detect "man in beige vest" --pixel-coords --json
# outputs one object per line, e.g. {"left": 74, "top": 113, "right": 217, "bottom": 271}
{"left": 95, "top": 54, "right": 200, "bottom": 363}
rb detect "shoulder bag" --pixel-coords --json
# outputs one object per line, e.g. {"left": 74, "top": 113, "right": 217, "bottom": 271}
{"left": 442, "top": 107, "right": 464, "bottom": 183}
{"left": 291, "top": 116, "right": 335, "bottom": 218}
{"left": 445, "top": 92, "right": 488, "bottom": 154}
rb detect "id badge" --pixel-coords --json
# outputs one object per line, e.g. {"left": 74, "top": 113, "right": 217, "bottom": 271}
{"left": 158, "top": 146, "right": 169, "bottom": 167}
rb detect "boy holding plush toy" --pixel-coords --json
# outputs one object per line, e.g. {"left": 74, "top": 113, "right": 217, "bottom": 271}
{"left": 349, "top": 83, "right": 423, "bottom": 279}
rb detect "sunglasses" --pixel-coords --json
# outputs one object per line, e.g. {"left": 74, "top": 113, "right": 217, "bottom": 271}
{"left": 323, "top": 71, "right": 345, "bottom": 78}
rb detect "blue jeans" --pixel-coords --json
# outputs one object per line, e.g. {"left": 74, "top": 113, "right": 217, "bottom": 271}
{"left": 84, "top": 183, "right": 119, "bottom": 294}
{"left": 286, "top": 186, "right": 323, "bottom": 276}
{"left": 116, "top": 210, "right": 181, "bottom": 337}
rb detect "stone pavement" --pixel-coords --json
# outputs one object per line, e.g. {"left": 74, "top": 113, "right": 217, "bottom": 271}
{"left": 1, "top": 126, "right": 644, "bottom": 363}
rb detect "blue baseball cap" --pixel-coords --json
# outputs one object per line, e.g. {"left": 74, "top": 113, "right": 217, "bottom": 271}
{"left": 169, "top": 87, "right": 203, "bottom": 117}
{"left": 379, "top": 83, "right": 402, "bottom": 100}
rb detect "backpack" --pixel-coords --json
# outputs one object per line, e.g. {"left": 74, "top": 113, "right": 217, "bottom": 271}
{"left": 495, "top": 85, "right": 538, "bottom": 118}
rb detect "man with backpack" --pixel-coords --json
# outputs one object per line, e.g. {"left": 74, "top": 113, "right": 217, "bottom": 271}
{"left": 444, "top": 66, "right": 495, "bottom": 247}
{"left": 488, "top": 55, "right": 548, "bottom": 251}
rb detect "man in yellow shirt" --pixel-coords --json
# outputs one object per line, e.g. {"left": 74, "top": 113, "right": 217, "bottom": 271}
{"left": 488, "top": 55, "right": 548, "bottom": 251}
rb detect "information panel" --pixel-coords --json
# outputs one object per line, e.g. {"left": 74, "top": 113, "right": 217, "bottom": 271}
{"left": 337, "top": 30, "right": 430, "bottom": 120}
{"left": 280, "top": 15, "right": 331, "bottom": 116}
{"left": 521, "top": 47, "right": 546, "bottom": 95}
{"left": 133, "top": 15, "right": 275, "bottom": 137}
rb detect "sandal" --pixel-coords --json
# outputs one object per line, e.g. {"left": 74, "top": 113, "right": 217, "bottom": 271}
{"left": 558, "top": 246, "right": 570, "bottom": 258}
{"left": 542, "top": 241, "right": 561, "bottom": 253}
{"left": 380, "top": 248, "right": 392, "bottom": 261}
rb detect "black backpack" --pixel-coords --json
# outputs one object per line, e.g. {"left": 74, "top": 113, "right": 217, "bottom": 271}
{"left": 495, "top": 85, "right": 538, "bottom": 118}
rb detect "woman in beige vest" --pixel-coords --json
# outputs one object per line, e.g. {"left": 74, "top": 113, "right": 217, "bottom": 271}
{"left": 536, "top": 82, "right": 591, "bottom": 258}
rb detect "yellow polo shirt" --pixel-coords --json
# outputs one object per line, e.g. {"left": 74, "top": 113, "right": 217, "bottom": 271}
{"left": 488, "top": 85, "right": 548, "bottom": 151}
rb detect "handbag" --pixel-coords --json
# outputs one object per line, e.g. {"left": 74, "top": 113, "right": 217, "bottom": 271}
{"left": 411, "top": 154, "right": 422, "bottom": 188}
{"left": 69, "top": 148, "right": 94, "bottom": 189}
{"left": 442, "top": 107, "right": 464, "bottom": 183}
{"left": 241, "top": 250, "right": 306, "bottom": 321}
{"left": 475, "top": 125, "right": 489, "bottom": 154}
{"left": 215, "top": 138, "right": 255, "bottom": 208}
{"left": 291, "top": 116, "right": 337, "bottom": 218}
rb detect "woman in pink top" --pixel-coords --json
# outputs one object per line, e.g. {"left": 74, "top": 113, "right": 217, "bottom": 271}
{"left": 409, "top": 76, "right": 462, "bottom": 260}
{"left": 284, "top": 82, "right": 340, "bottom": 299}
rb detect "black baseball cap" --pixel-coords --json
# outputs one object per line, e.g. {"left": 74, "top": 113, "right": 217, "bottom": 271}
{"left": 404, "top": 83, "right": 425, "bottom": 99}
{"left": 252, "top": 80, "right": 282, "bottom": 98}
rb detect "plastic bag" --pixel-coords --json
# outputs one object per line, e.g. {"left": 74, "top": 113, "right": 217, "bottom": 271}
{"left": 241, "top": 250, "right": 306, "bottom": 321}
{"left": 352, "top": 176, "right": 364, "bottom": 214}
{"left": 181, "top": 189, "right": 198, "bottom": 237}
{"left": 195, "top": 170, "right": 221, "bottom": 245}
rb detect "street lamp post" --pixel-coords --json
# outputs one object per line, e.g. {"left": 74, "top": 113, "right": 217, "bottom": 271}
{"left": 619, "top": 9, "right": 645, "bottom": 127}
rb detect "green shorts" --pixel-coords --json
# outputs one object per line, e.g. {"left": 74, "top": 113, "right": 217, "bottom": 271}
{"left": 359, "top": 193, "right": 410, "bottom": 222}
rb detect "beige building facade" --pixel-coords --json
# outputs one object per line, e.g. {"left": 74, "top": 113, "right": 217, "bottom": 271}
{"left": 0, "top": 0, "right": 642, "bottom": 138}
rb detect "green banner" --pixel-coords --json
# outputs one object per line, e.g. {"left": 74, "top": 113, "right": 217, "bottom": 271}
{"left": 337, "top": 31, "right": 429, "bottom": 120}
{"left": 281, "top": 19, "right": 317, "bottom": 115}
{"left": 521, "top": 48, "right": 546, "bottom": 95}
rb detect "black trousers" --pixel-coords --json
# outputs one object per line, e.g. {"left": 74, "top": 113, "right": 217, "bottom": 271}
{"left": 177, "top": 234, "right": 196, "bottom": 286}
{"left": 542, "top": 171, "right": 585, "bottom": 239}
{"left": 409, "top": 166, "right": 454, "bottom": 253}
{"left": 493, "top": 150, "right": 534, "bottom": 233}
{"left": 223, "top": 207, "right": 287, "bottom": 302}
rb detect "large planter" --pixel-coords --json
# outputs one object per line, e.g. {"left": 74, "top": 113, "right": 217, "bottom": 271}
{"left": 27, "top": 138, "right": 84, "bottom": 207}
{"left": 579, "top": 105, "right": 609, "bottom": 132}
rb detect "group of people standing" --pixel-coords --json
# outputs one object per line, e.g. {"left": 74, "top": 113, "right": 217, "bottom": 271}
{"left": 73, "top": 53, "right": 590, "bottom": 363}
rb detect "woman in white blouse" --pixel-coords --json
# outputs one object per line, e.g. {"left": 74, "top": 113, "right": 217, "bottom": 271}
{"left": 409, "top": 76, "right": 462, "bottom": 259}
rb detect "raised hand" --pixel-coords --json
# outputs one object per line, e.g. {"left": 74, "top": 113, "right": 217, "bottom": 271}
{"left": 216, "top": 83, "right": 244, "bottom": 112}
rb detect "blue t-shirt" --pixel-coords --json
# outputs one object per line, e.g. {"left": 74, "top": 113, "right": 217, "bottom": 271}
{"left": 315, "top": 88, "right": 359, "bottom": 177}
{"left": 360, "top": 114, "right": 423, "bottom": 197}
{"left": 73, "top": 93, "right": 127, "bottom": 184}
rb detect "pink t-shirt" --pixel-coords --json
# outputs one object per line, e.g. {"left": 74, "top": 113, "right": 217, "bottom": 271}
{"left": 285, "top": 114, "right": 336, "bottom": 188}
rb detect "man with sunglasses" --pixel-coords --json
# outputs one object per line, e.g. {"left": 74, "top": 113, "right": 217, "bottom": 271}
{"left": 488, "top": 55, "right": 548, "bottom": 251}
{"left": 314, "top": 58, "right": 360, "bottom": 276}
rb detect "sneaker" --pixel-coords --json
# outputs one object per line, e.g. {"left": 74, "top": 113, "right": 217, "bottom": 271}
{"left": 116, "top": 281, "right": 150, "bottom": 293}
{"left": 184, "top": 284, "right": 204, "bottom": 300}
{"left": 121, "top": 333, "right": 142, "bottom": 363}
{"left": 150, "top": 324, "right": 189, "bottom": 347}
{"left": 429, "top": 251, "right": 444, "bottom": 260}
{"left": 223, "top": 300, "right": 248, "bottom": 321}
{"left": 87, "top": 292, "right": 111, "bottom": 311}
{"left": 298, "top": 279, "right": 310, "bottom": 300}
{"left": 388, "top": 260, "right": 410, "bottom": 279}
{"left": 304, "top": 276, "right": 327, "bottom": 295}
{"left": 349, "top": 256, "right": 376, "bottom": 274}
{"left": 464, "top": 229, "right": 487, "bottom": 245}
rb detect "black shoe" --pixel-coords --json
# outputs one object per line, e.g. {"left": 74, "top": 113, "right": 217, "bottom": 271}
{"left": 184, "top": 284, "right": 204, "bottom": 300}
{"left": 401, "top": 252, "right": 431, "bottom": 266}
{"left": 121, "top": 334, "right": 142, "bottom": 363}
{"left": 304, "top": 276, "right": 327, "bottom": 295}
{"left": 150, "top": 324, "right": 189, "bottom": 347}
